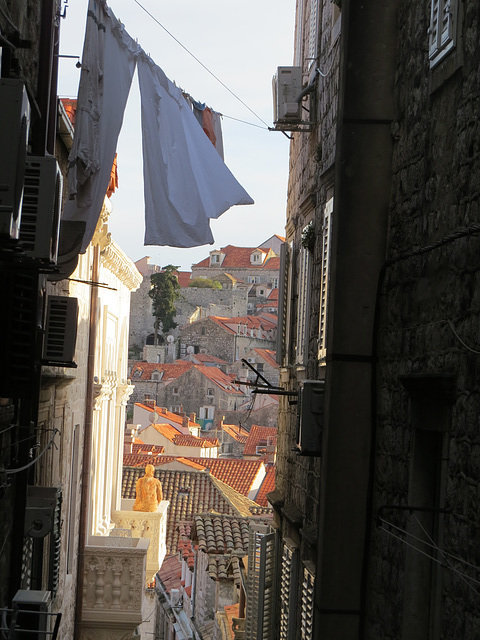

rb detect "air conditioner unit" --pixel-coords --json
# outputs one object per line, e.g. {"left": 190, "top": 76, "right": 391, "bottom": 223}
{"left": 0, "top": 79, "right": 30, "bottom": 239}
{"left": 295, "top": 380, "right": 325, "bottom": 456}
{"left": 272, "top": 66, "right": 303, "bottom": 123}
{"left": 18, "top": 156, "right": 63, "bottom": 262}
{"left": 42, "top": 296, "right": 78, "bottom": 366}
{"left": 247, "top": 357, "right": 255, "bottom": 364}
{"left": 12, "top": 589, "right": 51, "bottom": 640}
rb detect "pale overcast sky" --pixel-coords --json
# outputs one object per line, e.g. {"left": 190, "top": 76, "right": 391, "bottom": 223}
{"left": 58, "top": 0, "right": 296, "bottom": 271}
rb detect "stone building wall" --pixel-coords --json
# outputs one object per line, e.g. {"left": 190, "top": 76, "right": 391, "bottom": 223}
{"left": 275, "top": 0, "right": 340, "bottom": 544}
{"left": 366, "top": 1, "right": 480, "bottom": 637}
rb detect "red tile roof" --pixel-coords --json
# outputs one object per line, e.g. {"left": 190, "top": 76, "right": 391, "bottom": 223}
{"left": 135, "top": 403, "right": 200, "bottom": 430}
{"left": 255, "top": 466, "right": 276, "bottom": 507}
{"left": 262, "top": 256, "right": 280, "bottom": 270}
{"left": 243, "top": 425, "right": 277, "bottom": 456}
{"left": 156, "top": 554, "right": 182, "bottom": 594}
{"left": 122, "top": 467, "right": 270, "bottom": 553}
{"left": 252, "top": 348, "right": 278, "bottom": 369}
{"left": 267, "top": 288, "right": 279, "bottom": 301}
{"left": 222, "top": 424, "right": 249, "bottom": 444}
{"left": 176, "top": 271, "right": 192, "bottom": 287}
{"left": 130, "top": 361, "right": 193, "bottom": 381}
{"left": 142, "top": 456, "right": 264, "bottom": 497}
{"left": 192, "top": 245, "right": 281, "bottom": 270}
{"left": 195, "top": 365, "right": 244, "bottom": 395}
{"left": 149, "top": 423, "right": 216, "bottom": 448}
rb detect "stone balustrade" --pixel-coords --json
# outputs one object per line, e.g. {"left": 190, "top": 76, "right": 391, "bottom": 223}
{"left": 80, "top": 535, "right": 149, "bottom": 640}
{"left": 111, "top": 499, "right": 169, "bottom": 583}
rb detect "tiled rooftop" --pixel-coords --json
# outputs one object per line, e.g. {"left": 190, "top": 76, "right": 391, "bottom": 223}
{"left": 243, "top": 425, "right": 277, "bottom": 456}
{"left": 222, "top": 424, "right": 249, "bottom": 444}
{"left": 192, "top": 245, "right": 280, "bottom": 270}
{"left": 122, "top": 467, "right": 271, "bottom": 553}
{"left": 130, "top": 361, "right": 193, "bottom": 381}
{"left": 156, "top": 554, "right": 182, "bottom": 594}
{"left": 255, "top": 466, "right": 276, "bottom": 507}
{"left": 252, "top": 348, "right": 278, "bottom": 369}
{"left": 136, "top": 403, "right": 200, "bottom": 429}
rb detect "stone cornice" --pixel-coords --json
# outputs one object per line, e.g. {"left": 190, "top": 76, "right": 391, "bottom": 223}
{"left": 100, "top": 238, "right": 143, "bottom": 292}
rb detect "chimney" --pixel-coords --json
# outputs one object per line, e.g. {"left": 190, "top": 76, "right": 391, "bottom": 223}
{"left": 144, "top": 398, "right": 155, "bottom": 409}
{"left": 190, "top": 412, "right": 196, "bottom": 423}
{"left": 217, "top": 417, "right": 224, "bottom": 431}
{"left": 182, "top": 416, "right": 189, "bottom": 428}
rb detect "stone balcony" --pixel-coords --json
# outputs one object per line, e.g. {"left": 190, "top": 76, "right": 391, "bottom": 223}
{"left": 80, "top": 535, "right": 149, "bottom": 640}
{"left": 111, "top": 499, "right": 169, "bottom": 583}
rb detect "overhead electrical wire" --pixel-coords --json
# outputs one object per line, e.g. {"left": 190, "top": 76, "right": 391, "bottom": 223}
{"left": 132, "top": 0, "right": 272, "bottom": 130}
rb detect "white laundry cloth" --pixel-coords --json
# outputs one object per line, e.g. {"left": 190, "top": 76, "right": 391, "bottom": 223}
{"left": 138, "top": 54, "right": 254, "bottom": 248}
{"left": 63, "top": 0, "right": 140, "bottom": 252}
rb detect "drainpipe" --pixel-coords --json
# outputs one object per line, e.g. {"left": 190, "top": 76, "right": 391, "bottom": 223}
{"left": 74, "top": 244, "right": 100, "bottom": 639}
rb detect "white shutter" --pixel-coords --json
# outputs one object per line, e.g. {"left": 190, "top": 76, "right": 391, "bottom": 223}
{"left": 300, "top": 563, "right": 315, "bottom": 640}
{"left": 296, "top": 239, "right": 312, "bottom": 365}
{"left": 276, "top": 243, "right": 293, "bottom": 366}
{"left": 279, "top": 540, "right": 299, "bottom": 640}
{"left": 318, "top": 198, "right": 332, "bottom": 362}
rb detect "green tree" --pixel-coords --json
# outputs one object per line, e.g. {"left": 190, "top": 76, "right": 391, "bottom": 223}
{"left": 188, "top": 277, "right": 222, "bottom": 289}
{"left": 148, "top": 265, "right": 181, "bottom": 345}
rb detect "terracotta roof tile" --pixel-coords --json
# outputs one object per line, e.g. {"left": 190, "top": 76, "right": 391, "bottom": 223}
{"left": 255, "top": 466, "right": 276, "bottom": 507}
{"left": 122, "top": 467, "right": 270, "bottom": 554}
{"left": 252, "top": 348, "right": 278, "bottom": 369}
{"left": 222, "top": 424, "right": 249, "bottom": 444}
{"left": 130, "top": 361, "right": 193, "bottom": 381}
{"left": 195, "top": 365, "right": 243, "bottom": 395}
{"left": 243, "top": 425, "right": 277, "bottom": 456}
{"left": 136, "top": 403, "right": 200, "bottom": 429}
{"left": 156, "top": 554, "right": 182, "bottom": 594}
{"left": 193, "top": 245, "right": 279, "bottom": 269}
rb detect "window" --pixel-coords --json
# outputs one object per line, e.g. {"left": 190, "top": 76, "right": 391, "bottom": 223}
{"left": 318, "top": 197, "right": 332, "bottom": 362}
{"left": 295, "top": 230, "right": 312, "bottom": 365}
{"left": 172, "top": 405, "right": 182, "bottom": 413}
{"left": 201, "top": 327, "right": 206, "bottom": 335}
{"left": 271, "top": 277, "right": 279, "bottom": 289}
{"left": 172, "top": 386, "right": 179, "bottom": 395}
{"left": 428, "top": 0, "right": 458, "bottom": 67}
{"left": 248, "top": 276, "right": 260, "bottom": 284}
{"left": 151, "top": 371, "right": 162, "bottom": 382}
{"left": 251, "top": 251, "right": 264, "bottom": 264}
{"left": 207, "top": 388, "right": 214, "bottom": 397}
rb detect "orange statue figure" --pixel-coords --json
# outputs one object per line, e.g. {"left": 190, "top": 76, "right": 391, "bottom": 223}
{"left": 133, "top": 464, "right": 163, "bottom": 512}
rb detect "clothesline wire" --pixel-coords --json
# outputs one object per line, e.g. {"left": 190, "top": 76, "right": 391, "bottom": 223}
{"left": 132, "top": 0, "right": 272, "bottom": 130}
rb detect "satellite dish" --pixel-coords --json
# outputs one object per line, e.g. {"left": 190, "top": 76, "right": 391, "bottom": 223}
{"left": 149, "top": 411, "right": 160, "bottom": 423}
{"left": 167, "top": 335, "right": 175, "bottom": 343}
{"left": 186, "top": 346, "right": 194, "bottom": 354}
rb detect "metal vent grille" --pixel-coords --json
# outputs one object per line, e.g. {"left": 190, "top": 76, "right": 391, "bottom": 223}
{"left": 19, "top": 156, "right": 62, "bottom": 262}
{"left": 43, "top": 296, "right": 78, "bottom": 365}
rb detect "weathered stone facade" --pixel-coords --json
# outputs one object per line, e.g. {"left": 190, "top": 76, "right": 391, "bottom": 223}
{"left": 274, "top": 0, "right": 480, "bottom": 639}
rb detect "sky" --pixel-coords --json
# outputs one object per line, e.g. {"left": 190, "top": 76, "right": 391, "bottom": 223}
{"left": 57, "top": 0, "right": 296, "bottom": 271}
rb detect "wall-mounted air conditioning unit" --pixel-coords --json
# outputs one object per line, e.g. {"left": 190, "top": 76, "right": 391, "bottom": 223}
{"left": 42, "top": 296, "right": 78, "bottom": 366}
{"left": 12, "top": 589, "right": 51, "bottom": 640}
{"left": 295, "top": 380, "right": 325, "bottom": 456}
{"left": 0, "top": 79, "right": 30, "bottom": 239}
{"left": 272, "top": 66, "right": 303, "bottom": 124}
{"left": 19, "top": 156, "right": 63, "bottom": 263}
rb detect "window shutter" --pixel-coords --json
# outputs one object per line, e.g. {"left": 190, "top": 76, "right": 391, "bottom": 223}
{"left": 246, "top": 523, "right": 274, "bottom": 640}
{"left": 295, "top": 241, "right": 312, "bottom": 365}
{"left": 306, "top": 0, "right": 319, "bottom": 70}
{"left": 279, "top": 540, "right": 299, "bottom": 640}
{"left": 318, "top": 199, "right": 332, "bottom": 362}
{"left": 300, "top": 563, "right": 315, "bottom": 640}
{"left": 276, "top": 243, "right": 292, "bottom": 366}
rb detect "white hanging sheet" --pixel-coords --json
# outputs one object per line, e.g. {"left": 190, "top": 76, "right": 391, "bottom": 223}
{"left": 138, "top": 54, "right": 253, "bottom": 248}
{"left": 63, "top": 0, "right": 140, "bottom": 252}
